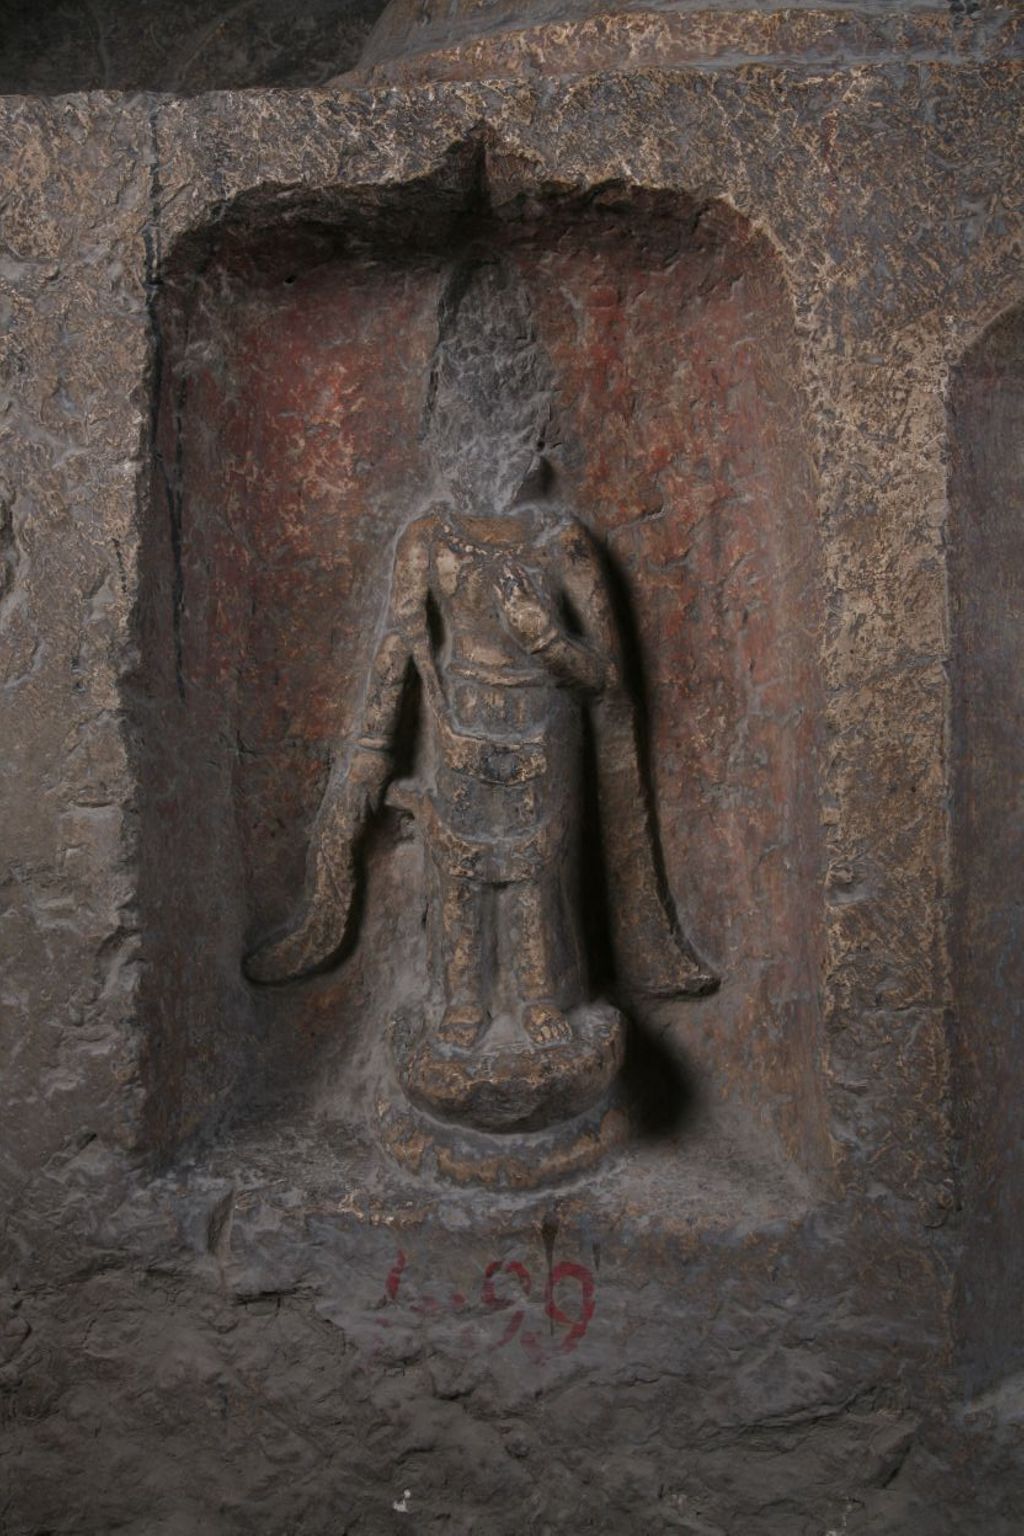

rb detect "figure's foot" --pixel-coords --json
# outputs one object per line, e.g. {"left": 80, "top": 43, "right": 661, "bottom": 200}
{"left": 522, "top": 1002, "right": 573, "bottom": 1047}
{"left": 436, "top": 1006, "right": 485, "bottom": 1052}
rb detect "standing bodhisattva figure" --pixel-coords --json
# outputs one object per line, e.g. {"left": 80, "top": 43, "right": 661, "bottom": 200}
{"left": 246, "top": 259, "right": 715, "bottom": 1145}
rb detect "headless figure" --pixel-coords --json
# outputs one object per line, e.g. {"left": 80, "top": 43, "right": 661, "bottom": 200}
{"left": 246, "top": 261, "right": 715, "bottom": 1059}
{"left": 247, "top": 487, "right": 622, "bottom": 1054}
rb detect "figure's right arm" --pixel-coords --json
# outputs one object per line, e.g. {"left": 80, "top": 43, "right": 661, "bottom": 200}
{"left": 244, "top": 520, "right": 428, "bottom": 984}
{"left": 496, "top": 521, "right": 621, "bottom": 694}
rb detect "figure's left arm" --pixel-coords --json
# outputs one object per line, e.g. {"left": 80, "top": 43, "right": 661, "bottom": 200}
{"left": 555, "top": 522, "right": 624, "bottom": 691}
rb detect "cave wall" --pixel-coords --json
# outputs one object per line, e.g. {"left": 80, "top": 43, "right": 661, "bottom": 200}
{"left": 1, "top": 16, "right": 1023, "bottom": 1535}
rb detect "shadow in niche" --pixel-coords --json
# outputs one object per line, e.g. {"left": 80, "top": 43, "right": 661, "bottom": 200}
{"left": 621, "top": 1020, "right": 699, "bottom": 1141}
{"left": 577, "top": 554, "right": 704, "bottom": 1145}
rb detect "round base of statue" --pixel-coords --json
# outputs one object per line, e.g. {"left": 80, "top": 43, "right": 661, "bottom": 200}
{"left": 377, "top": 1001, "right": 628, "bottom": 1189}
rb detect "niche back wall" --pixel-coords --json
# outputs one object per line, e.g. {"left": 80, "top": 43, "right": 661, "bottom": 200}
{"left": 135, "top": 180, "right": 827, "bottom": 1178}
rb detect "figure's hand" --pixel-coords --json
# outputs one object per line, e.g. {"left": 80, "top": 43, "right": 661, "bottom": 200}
{"left": 495, "top": 560, "right": 560, "bottom": 653}
{"left": 244, "top": 850, "right": 357, "bottom": 984}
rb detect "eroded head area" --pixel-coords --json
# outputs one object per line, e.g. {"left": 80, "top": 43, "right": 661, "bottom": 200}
{"left": 424, "top": 258, "right": 554, "bottom": 513}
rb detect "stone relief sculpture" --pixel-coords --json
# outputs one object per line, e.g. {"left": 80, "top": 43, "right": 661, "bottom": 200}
{"left": 246, "top": 259, "right": 716, "bottom": 1183}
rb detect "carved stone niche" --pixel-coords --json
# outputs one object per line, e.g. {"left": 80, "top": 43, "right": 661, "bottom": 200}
{"left": 949, "top": 304, "right": 1024, "bottom": 1393}
{"left": 135, "top": 164, "right": 827, "bottom": 1193}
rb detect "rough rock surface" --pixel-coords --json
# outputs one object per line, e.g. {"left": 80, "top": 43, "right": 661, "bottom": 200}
{"left": 351, "top": 0, "right": 1024, "bottom": 84}
{"left": 0, "top": 0, "right": 387, "bottom": 94}
{"left": 1, "top": 6, "right": 1023, "bottom": 1532}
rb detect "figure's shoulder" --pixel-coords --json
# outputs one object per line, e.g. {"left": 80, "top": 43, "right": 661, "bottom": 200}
{"left": 393, "top": 507, "right": 442, "bottom": 563}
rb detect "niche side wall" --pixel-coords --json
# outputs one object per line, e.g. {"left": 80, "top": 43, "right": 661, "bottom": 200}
{"left": 133, "top": 183, "right": 828, "bottom": 1181}
{"left": 950, "top": 306, "right": 1024, "bottom": 1392}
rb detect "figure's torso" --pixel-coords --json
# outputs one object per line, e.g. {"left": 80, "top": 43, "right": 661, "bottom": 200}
{"left": 408, "top": 502, "right": 583, "bottom": 854}
{"left": 429, "top": 503, "right": 568, "bottom": 735}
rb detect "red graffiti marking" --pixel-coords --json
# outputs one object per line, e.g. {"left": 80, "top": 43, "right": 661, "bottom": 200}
{"left": 482, "top": 1259, "right": 532, "bottom": 1309}
{"left": 482, "top": 1259, "right": 532, "bottom": 1348}
{"left": 374, "top": 1251, "right": 597, "bottom": 1361}
{"left": 544, "top": 1261, "right": 596, "bottom": 1353}
{"left": 385, "top": 1249, "right": 407, "bottom": 1302}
